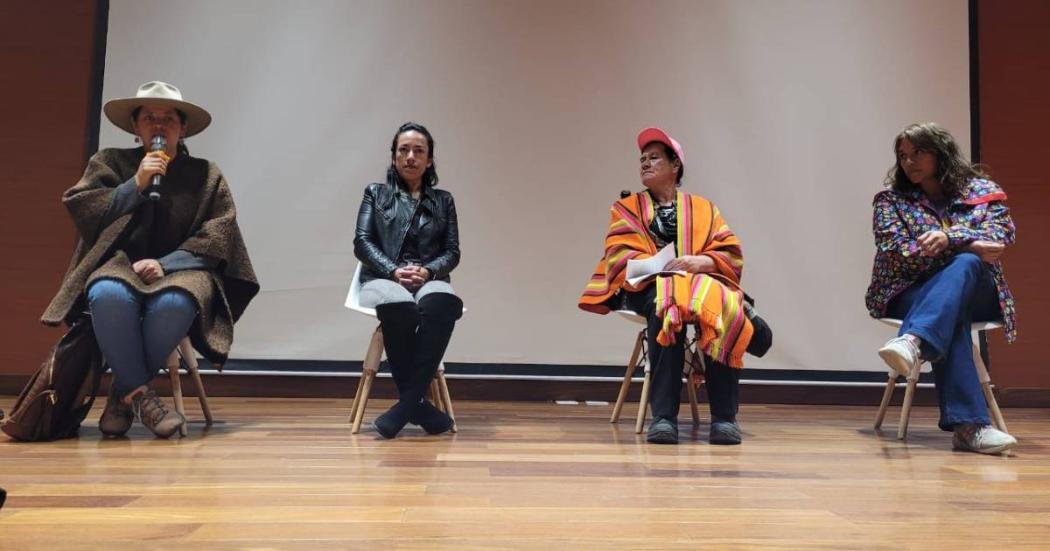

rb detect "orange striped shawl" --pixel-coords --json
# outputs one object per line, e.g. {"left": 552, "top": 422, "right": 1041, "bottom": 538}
{"left": 578, "top": 190, "right": 753, "bottom": 368}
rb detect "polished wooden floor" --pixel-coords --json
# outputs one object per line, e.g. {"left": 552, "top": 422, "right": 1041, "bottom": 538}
{"left": 1, "top": 397, "right": 1048, "bottom": 549}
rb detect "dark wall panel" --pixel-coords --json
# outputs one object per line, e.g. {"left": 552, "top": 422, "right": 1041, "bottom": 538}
{"left": 0, "top": 3, "right": 101, "bottom": 375}
{"left": 979, "top": 0, "right": 1050, "bottom": 391}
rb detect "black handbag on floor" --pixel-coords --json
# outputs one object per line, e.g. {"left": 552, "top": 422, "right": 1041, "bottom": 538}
{"left": 1, "top": 316, "right": 104, "bottom": 441}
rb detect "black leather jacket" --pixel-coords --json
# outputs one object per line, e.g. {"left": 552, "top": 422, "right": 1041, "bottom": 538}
{"left": 354, "top": 182, "right": 460, "bottom": 283}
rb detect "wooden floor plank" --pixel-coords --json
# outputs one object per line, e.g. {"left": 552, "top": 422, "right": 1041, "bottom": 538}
{"left": 1, "top": 397, "right": 1048, "bottom": 548}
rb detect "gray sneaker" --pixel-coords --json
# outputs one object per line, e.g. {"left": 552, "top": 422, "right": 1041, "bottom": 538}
{"left": 130, "top": 389, "right": 186, "bottom": 438}
{"left": 953, "top": 424, "right": 1017, "bottom": 455}
{"left": 710, "top": 421, "right": 742, "bottom": 445}
{"left": 878, "top": 336, "right": 922, "bottom": 378}
{"left": 98, "top": 392, "right": 133, "bottom": 437}
{"left": 646, "top": 418, "right": 679, "bottom": 445}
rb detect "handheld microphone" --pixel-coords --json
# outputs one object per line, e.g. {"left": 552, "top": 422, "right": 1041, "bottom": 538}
{"left": 148, "top": 135, "right": 167, "bottom": 201}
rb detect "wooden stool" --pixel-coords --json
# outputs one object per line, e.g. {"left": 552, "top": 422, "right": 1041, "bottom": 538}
{"left": 609, "top": 309, "right": 703, "bottom": 434}
{"left": 346, "top": 326, "right": 456, "bottom": 434}
{"left": 344, "top": 264, "right": 459, "bottom": 434}
{"left": 873, "top": 318, "right": 1007, "bottom": 439}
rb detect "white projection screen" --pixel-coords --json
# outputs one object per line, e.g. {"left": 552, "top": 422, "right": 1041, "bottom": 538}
{"left": 101, "top": 0, "right": 970, "bottom": 375}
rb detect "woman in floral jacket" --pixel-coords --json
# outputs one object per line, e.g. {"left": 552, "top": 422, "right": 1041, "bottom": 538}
{"left": 866, "top": 123, "right": 1017, "bottom": 455}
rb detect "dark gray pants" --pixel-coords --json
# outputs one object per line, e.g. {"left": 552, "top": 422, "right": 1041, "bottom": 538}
{"left": 360, "top": 279, "right": 456, "bottom": 307}
{"left": 625, "top": 287, "right": 740, "bottom": 424}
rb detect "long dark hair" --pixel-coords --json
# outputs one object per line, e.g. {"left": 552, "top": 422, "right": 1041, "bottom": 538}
{"left": 885, "top": 122, "right": 986, "bottom": 196}
{"left": 386, "top": 121, "right": 439, "bottom": 189}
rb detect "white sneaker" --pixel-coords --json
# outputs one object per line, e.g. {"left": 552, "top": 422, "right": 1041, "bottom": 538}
{"left": 953, "top": 424, "right": 1017, "bottom": 455}
{"left": 878, "top": 336, "right": 922, "bottom": 378}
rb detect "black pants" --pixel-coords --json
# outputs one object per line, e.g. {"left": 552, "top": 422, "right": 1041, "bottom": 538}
{"left": 625, "top": 287, "right": 740, "bottom": 424}
{"left": 375, "top": 292, "right": 462, "bottom": 406}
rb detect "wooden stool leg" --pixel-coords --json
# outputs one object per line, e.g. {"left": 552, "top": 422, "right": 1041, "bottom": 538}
{"left": 611, "top": 329, "right": 645, "bottom": 423}
{"left": 685, "top": 379, "right": 700, "bottom": 427}
{"left": 982, "top": 382, "right": 1008, "bottom": 432}
{"left": 684, "top": 337, "right": 701, "bottom": 428}
{"left": 188, "top": 363, "right": 213, "bottom": 426}
{"left": 168, "top": 351, "right": 187, "bottom": 437}
{"left": 429, "top": 380, "right": 443, "bottom": 411}
{"left": 351, "top": 370, "right": 375, "bottom": 434}
{"left": 434, "top": 371, "right": 448, "bottom": 413}
{"left": 635, "top": 368, "right": 652, "bottom": 434}
{"left": 437, "top": 369, "right": 456, "bottom": 433}
{"left": 982, "top": 383, "right": 1008, "bottom": 433}
{"left": 973, "top": 329, "right": 1008, "bottom": 433}
{"left": 874, "top": 373, "right": 896, "bottom": 430}
{"left": 363, "top": 327, "right": 385, "bottom": 375}
{"left": 351, "top": 327, "right": 384, "bottom": 433}
{"left": 897, "top": 372, "right": 919, "bottom": 440}
{"left": 348, "top": 372, "right": 364, "bottom": 424}
{"left": 685, "top": 345, "right": 702, "bottom": 427}
{"left": 178, "top": 341, "right": 212, "bottom": 426}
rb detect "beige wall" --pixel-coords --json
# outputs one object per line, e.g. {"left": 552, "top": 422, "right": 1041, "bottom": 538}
{"left": 101, "top": 0, "right": 970, "bottom": 373}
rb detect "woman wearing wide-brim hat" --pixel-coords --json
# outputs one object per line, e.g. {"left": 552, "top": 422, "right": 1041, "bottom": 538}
{"left": 41, "top": 81, "right": 259, "bottom": 438}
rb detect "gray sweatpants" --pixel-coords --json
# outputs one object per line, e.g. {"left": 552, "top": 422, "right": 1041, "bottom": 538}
{"left": 359, "top": 279, "right": 456, "bottom": 308}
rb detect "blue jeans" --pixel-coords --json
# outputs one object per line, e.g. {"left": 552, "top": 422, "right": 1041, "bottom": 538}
{"left": 886, "top": 253, "right": 1001, "bottom": 431}
{"left": 87, "top": 279, "right": 198, "bottom": 399}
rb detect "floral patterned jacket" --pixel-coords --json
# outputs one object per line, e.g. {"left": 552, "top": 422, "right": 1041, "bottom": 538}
{"left": 864, "top": 178, "right": 1017, "bottom": 342}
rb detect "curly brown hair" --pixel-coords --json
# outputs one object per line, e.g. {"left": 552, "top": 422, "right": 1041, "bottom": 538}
{"left": 885, "top": 123, "right": 987, "bottom": 196}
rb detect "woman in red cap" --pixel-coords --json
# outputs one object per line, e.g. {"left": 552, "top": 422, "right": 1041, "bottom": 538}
{"left": 580, "top": 127, "right": 769, "bottom": 445}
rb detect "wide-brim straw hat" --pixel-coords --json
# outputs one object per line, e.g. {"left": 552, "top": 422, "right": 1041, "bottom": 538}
{"left": 103, "top": 81, "right": 212, "bottom": 137}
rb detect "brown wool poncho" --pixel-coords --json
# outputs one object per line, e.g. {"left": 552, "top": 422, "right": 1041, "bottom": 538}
{"left": 41, "top": 147, "right": 259, "bottom": 364}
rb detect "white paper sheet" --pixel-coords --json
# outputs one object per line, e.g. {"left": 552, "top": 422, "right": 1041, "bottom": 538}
{"left": 625, "top": 244, "right": 686, "bottom": 287}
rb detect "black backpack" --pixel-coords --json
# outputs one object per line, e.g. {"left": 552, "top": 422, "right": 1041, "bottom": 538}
{"left": 1, "top": 316, "right": 104, "bottom": 441}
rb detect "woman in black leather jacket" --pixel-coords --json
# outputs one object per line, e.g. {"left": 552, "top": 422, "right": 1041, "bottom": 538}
{"left": 353, "top": 122, "right": 462, "bottom": 438}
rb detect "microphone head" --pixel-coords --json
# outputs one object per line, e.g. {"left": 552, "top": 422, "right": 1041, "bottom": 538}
{"left": 150, "top": 135, "right": 167, "bottom": 151}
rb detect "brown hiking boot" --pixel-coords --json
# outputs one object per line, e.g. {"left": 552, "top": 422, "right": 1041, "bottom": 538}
{"left": 129, "top": 388, "right": 185, "bottom": 438}
{"left": 99, "top": 392, "right": 133, "bottom": 437}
